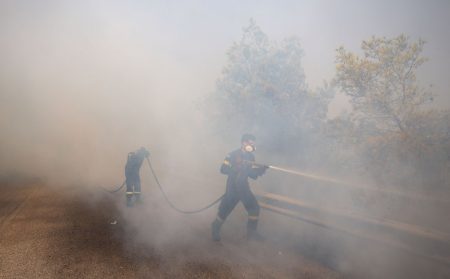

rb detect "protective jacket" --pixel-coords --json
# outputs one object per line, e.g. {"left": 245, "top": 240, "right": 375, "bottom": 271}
{"left": 125, "top": 151, "right": 146, "bottom": 177}
{"left": 220, "top": 149, "right": 265, "bottom": 186}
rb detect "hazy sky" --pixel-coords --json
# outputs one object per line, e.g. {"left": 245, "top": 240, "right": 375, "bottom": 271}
{"left": 2, "top": 0, "right": 449, "bottom": 111}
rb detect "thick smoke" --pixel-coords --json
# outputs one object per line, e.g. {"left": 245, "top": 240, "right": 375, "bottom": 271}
{"left": 0, "top": 1, "right": 223, "bottom": 186}
{"left": 1, "top": 1, "right": 450, "bottom": 279}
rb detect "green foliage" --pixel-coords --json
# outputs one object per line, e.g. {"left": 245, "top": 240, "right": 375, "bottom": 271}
{"left": 334, "top": 35, "right": 449, "bottom": 190}
{"left": 335, "top": 34, "right": 433, "bottom": 133}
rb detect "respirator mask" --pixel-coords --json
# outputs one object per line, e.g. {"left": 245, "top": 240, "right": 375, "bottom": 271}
{"left": 244, "top": 144, "right": 255, "bottom": 153}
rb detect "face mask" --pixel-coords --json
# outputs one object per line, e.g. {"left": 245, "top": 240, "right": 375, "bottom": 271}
{"left": 244, "top": 144, "right": 255, "bottom": 153}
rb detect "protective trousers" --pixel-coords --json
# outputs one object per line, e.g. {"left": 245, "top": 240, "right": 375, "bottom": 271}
{"left": 217, "top": 182, "right": 260, "bottom": 233}
{"left": 125, "top": 172, "right": 141, "bottom": 206}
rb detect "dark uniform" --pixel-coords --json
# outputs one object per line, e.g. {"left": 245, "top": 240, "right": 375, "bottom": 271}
{"left": 125, "top": 147, "right": 149, "bottom": 207}
{"left": 212, "top": 146, "right": 267, "bottom": 241}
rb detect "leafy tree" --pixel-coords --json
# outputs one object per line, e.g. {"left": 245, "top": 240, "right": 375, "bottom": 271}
{"left": 334, "top": 35, "right": 450, "bottom": 191}
{"left": 335, "top": 34, "right": 433, "bottom": 135}
{"left": 208, "top": 20, "right": 332, "bottom": 154}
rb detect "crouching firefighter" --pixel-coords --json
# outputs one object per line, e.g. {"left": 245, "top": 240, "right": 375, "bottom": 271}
{"left": 125, "top": 147, "right": 150, "bottom": 207}
{"left": 211, "top": 134, "right": 268, "bottom": 241}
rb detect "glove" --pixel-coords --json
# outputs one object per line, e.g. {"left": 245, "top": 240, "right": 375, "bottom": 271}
{"left": 259, "top": 165, "right": 269, "bottom": 175}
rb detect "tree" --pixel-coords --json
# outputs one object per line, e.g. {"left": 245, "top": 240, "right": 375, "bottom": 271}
{"left": 208, "top": 20, "right": 332, "bottom": 154}
{"left": 335, "top": 35, "right": 433, "bottom": 135}
{"left": 334, "top": 35, "right": 450, "bottom": 191}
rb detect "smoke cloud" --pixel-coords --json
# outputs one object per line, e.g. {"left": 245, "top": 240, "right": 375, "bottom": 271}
{"left": 1, "top": 1, "right": 449, "bottom": 278}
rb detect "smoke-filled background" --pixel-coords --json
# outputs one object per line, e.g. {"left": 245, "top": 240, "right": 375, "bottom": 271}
{"left": 1, "top": 0, "right": 449, "bottom": 182}
{"left": 1, "top": 1, "right": 450, "bottom": 278}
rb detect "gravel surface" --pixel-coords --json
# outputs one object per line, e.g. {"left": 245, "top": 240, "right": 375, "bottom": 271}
{"left": 0, "top": 180, "right": 343, "bottom": 279}
{"left": 3, "top": 179, "right": 448, "bottom": 279}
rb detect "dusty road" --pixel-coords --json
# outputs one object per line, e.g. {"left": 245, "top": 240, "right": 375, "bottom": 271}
{"left": 2, "top": 177, "right": 450, "bottom": 279}
{"left": 0, "top": 179, "right": 343, "bottom": 278}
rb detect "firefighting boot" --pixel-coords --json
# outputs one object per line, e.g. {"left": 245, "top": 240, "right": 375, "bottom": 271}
{"left": 211, "top": 217, "right": 224, "bottom": 242}
{"left": 247, "top": 218, "right": 264, "bottom": 241}
{"left": 126, "top": 193, "right": 133, "bottom": 207}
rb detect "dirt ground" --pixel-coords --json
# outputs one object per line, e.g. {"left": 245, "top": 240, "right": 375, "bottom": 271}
{"left": 0, "top": 179, "right": 343, "bottom": 279}
{"left": 2, "top": 177, "right": 450, "bottom": 279}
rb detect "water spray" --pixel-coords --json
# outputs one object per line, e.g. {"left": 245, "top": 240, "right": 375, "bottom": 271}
{"left": 246, "top": 160, "right": 350, "bottom": 186}
{"left": 250, "top": 161, "right": 449, "bottom": 203}
{"left": 267, "top": 165, "right": 348, "bottom": 185}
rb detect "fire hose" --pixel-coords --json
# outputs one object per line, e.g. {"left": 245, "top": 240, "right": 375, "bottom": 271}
{"left": 102, "top": 158, "right": 345, "bottom": 214}
{"left": 145, "top": 158, "right": 225, "bottom": 214}
{"left": 101, "top": 180, "right": 126, "bottom": 193}
{"left": 99, "top": 159, "right": 224, "bottom": 212}
{"left": 100, "top": 161, "right": 324, "bottom": 195}
{"left": 143, "top": 159, "right": 291, "bottom": 214}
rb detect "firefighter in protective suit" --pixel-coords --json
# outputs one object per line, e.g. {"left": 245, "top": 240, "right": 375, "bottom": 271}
{"left": 211, "top": 134, "right": 268, "bottom": 241}
{"left": 125, "top": 147, "right": 150, "bottom": 207}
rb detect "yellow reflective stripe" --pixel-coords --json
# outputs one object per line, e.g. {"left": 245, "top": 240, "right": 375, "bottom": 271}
{"left": 223, "top": 160, "right": 230, "bottom": 165}
{"left": 126, "top": 192, "right": 133, "bottom": 195}
{"left": 248, "top": 215, "right": 259, "bottom": 220}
